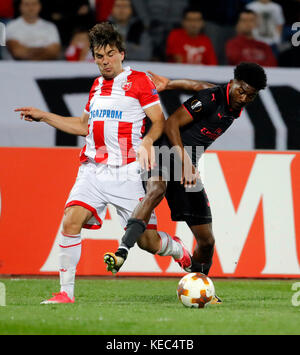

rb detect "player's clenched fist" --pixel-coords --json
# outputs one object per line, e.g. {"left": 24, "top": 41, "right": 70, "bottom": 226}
{"left": 14, "top": 106, "right": 46, "bottom": 122}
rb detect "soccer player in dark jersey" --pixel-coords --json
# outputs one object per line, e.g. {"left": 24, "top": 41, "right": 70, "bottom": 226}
{"left": 104, "top": 62, "right": 267, "bottom": 282}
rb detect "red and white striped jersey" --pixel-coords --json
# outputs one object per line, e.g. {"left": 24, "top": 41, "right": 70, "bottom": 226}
{"left": 80, "top": 66, "right": 160, "bottom": 166}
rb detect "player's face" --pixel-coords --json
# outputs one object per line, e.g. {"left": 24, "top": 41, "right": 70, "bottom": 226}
{"left": 229, "top": 80, "right": 258, "bottom": 111}
{"left": 93, "top": 45, "right": 125, "bottom": 80}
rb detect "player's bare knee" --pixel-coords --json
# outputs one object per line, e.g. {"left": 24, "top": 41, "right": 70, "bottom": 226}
{"left": 206, "top": 234, "right": 215, "bottom": 249}
{"left": 63, "top": 222, "right": 81, "bottom": 235}
{"left": 191, "top": 223, "right": 215, "bottom": 249}
{"left": 202, "top": 235, "right": 215, "bottom": 250}
{"left": 195, "top": 230, "right": 215, "bottom": 250}
{"left": 63, "top": 215, "right": 82, "bottom": 235}
{"left": 62, "top": 206, "right": 92, "bottom": 235}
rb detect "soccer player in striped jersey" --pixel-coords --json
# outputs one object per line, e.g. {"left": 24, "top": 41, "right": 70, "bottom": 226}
{"left": 15, "top": 23, "right": 192, "bottom": 304}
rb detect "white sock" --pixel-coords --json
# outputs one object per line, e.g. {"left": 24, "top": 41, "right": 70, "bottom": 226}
{"left": 58, "top": 232, "right": 81, "bottom": 299}
{"left": 157, "top": 231, "right": 183, "bottom": 260}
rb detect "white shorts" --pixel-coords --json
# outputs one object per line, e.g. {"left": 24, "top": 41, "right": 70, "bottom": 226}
{"left": 65, "top": 160, "right": 157, "bottom": 230}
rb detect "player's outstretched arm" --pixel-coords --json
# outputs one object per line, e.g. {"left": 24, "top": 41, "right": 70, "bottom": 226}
{"left": 147, "top": 71, "right": 215, "bottom": 92}
{"left": 15, "top": 107, "right": 89, "bottom": 136}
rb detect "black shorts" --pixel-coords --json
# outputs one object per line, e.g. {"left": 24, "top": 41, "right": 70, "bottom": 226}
{"left": 164, "top": 179, "right": 212, "bottom": 226}
{"left": 141, "top": 139, "right": 212, "bottom": 226}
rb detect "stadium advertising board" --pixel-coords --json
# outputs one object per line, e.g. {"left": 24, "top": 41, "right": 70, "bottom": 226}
{"left": 0, "top": 148, "right": 299, "bottom": 278}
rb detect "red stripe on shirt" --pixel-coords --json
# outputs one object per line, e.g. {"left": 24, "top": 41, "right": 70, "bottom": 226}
{"left": 79, "top": 144, "right": 88, "bottom": 163}
{"left": 125, "top": 71, "right": 160, "bottom": 107}
{"left": 85, "top": 78, "right": 99, "bottom": 113}
{"left": 93, "top": 121, "right": 108, "bottom": 163}
{"left": 118, "top": 121, "right": 136, "bottom": 165}
{"left": 100, "top": 79, "right": 114, "bottom": 96}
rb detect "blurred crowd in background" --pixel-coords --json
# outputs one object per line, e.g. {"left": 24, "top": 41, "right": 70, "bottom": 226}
{"left": 1, "top": 0, "right": 300, "bottom": 67}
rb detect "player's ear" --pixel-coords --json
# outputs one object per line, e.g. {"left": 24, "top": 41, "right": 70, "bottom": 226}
{"left": 120, "top": 51, "right": 125, "bottom": 62}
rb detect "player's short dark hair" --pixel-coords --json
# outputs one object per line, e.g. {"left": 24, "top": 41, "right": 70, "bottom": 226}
{"left": 88, "top": 22, "right": 126, "bottom": 57}
{"left": 234, "top": 62, "right": 267, "bottom": 91}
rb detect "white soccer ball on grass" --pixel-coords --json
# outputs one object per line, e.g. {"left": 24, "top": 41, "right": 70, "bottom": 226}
{"left": 177, "top": 272, "right": 215, "bottom": 308}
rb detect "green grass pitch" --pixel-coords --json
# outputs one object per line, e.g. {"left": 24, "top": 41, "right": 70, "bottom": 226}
{"left": 0, "top": 277, "right": 299, "bottom": 335}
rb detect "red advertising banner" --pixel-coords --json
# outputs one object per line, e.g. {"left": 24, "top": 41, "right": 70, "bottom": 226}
{"left": 0, "top": 148, "right": 299, "bottom": 278}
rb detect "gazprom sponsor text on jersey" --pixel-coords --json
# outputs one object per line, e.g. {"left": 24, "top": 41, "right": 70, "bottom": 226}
{"left": 89, "top": 109, "right": 123, "bottom": 120}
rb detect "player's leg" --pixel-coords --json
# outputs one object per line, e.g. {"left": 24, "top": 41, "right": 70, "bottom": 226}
{"left": 188, "top": 223, "right": 215, "bottom": 275}
{"left": 104, "top": 177, "right": 167, "bottom": 272}
{"left": 103, "top": 161, "right": 192, "bottom": 273}
{"left": 137, "top": 230, "right": 192, "bottom": 271}
{"left": 163, "top": 180, "right": 214, "bottom": 274}
{"left": 59, "top": 206, "right": 93, "bottom": 298}
{"left": 105, "top": 227, "right": 192, "bottom": 274}
{"left": 119, "top": 176, "right": 166, "bottom": 251}
{"left": 188, "top": 223, "right": 222, "bottom": 304}
{"left": 41, "top": 206, "right": 93, "bottom": 304}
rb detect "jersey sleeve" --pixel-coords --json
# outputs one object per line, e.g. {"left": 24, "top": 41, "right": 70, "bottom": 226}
{"left": 137, "top": 73, "right": 160, "bottom": 109}
{"left": 182, "top": 88, "right": 217, "bottom": 121}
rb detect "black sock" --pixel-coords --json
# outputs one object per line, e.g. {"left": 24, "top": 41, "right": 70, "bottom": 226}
{"left": 191, "top": 260, "right": 212, "bottom": 275}
{"left": 115, "top": 248, "right": 129, "bottom": 259}
{"left": 118, "top": 218, "right": 147, "bottom": 252}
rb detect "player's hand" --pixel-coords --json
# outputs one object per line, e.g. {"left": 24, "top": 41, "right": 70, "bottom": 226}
{"left": 14, "top": 106, "right": 46, "bottom": 122}
{"left": 181, "top": 160, "right": 200, "bottom": 188}
{"left": 147, "top": 71, "right": 170, "bottom": 93}
{"left": 137, "top": 137, "right": 155, "bottom": 171}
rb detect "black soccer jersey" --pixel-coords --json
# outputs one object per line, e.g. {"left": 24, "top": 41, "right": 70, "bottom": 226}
{"left": 180, "top": 83, "right": 242, "bottom": 164}
{"left": 143, "top": 85, "right": 242, "bottom": 224}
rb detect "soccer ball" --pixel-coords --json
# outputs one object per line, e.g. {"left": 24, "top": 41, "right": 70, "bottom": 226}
{"left": 177, "top": 273, "right": 215, "bottom": 308}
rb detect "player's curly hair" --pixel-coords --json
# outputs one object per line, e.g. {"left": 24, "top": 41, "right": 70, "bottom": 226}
{"left": 234, "top": 62, "right": 267, "bottom": 91}
{"left": 88, "top": 22, "right": 126, "bottom": 57}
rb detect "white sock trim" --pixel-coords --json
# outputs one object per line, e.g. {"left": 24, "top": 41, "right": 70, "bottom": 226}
{"left": 59, "top": 232, "right": 81, "bottom": 248}
{"left": 157, "top": 231, "right": 182, "bottom": 259}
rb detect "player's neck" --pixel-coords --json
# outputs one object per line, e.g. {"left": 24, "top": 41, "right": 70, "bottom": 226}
{"left": 102, "top": 68, "right": 124, "bottom": 80}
